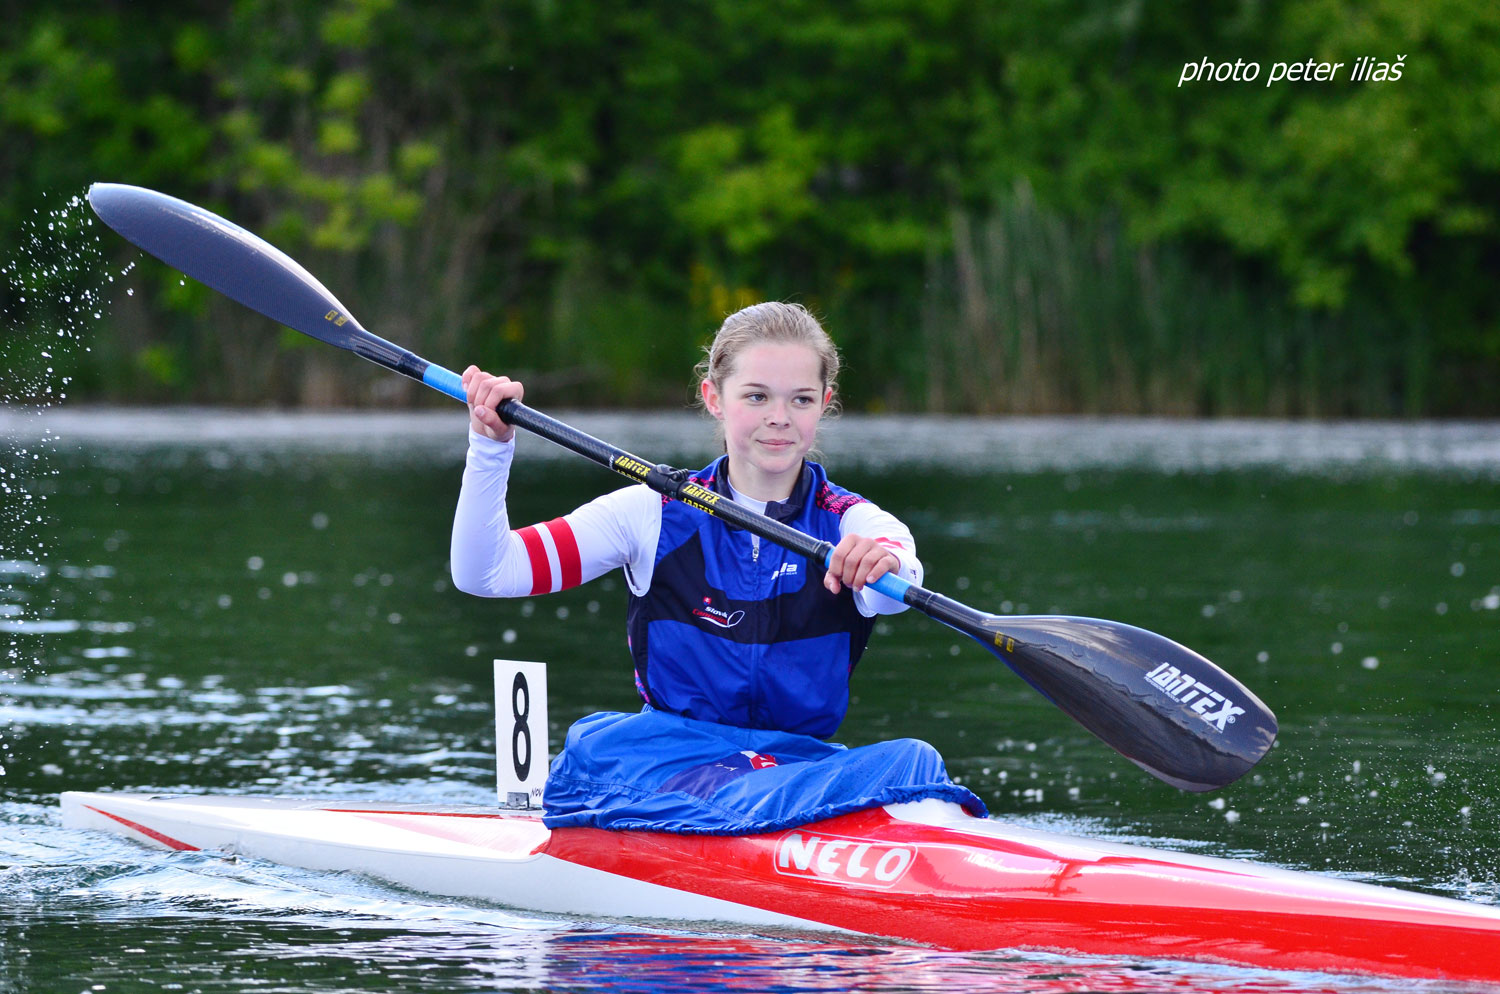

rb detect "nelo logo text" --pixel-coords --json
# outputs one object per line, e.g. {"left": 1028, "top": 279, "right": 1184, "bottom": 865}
{"left": 774, "top": 832, "right": 916, "bottom": 889}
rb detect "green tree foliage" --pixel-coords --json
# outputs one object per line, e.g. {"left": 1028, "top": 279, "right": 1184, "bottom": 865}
{"left": 2, "top": 0, "right": 1496, "bottom": 414}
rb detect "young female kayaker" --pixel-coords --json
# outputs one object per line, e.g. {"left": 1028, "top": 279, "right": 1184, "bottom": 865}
{"left": 451, "top": 302, "right": 983, "bottom": 832}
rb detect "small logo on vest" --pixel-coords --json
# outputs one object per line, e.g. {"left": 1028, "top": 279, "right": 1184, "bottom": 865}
{"left": 771, "top": 562, "right": 799, "bottom": 581}
{"left": 693, "top": 597, "right": 745, "bottom": 629}
{"left": 774, "top": 831, "right": 916, "bottom": 889}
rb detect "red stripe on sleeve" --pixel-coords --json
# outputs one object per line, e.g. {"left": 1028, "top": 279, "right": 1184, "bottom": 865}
{"left": 546, "top": 517, "right": 582, "bottom": 590}
{"left": 516, "top": 525, "right": 552, "bottom": 595}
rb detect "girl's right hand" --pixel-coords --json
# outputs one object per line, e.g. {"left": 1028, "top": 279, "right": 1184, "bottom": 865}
{"left": 462, "top": 366, "right": 524, "bottom": 443}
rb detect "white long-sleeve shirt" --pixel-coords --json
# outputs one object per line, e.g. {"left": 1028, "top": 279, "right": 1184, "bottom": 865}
{"left": 450, "top": 432, "right": 921, "bottom": 617}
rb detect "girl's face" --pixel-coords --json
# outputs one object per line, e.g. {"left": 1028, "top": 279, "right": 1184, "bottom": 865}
{"left": 701, "top": 342, "right": 831, "bottom": 500}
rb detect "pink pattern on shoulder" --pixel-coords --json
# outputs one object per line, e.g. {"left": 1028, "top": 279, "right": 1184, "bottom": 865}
{"left": 816, "top": 483, "right": 868, "bottom": 515}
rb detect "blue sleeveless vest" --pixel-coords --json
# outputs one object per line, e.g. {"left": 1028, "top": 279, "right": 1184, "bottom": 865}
{"left": 626, "top": 457, "right": 876, "bottom": 738}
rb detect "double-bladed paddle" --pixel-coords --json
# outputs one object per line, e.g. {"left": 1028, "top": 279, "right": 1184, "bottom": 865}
{"left": 87, "top": 182, "right": 1277, "bottom": 791}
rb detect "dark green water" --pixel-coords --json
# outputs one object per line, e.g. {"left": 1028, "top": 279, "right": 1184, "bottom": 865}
{"left": 3, "top": 411, "right": 1499, "bottom": 993}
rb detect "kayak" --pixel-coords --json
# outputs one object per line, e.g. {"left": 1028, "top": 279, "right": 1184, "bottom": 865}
{"left": 59, "top": 790, "right": 1500, "bottom": 982}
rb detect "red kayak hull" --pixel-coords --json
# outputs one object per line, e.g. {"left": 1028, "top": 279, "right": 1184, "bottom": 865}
{"left": 546, "top": 805, "right": 1500, "bottom": 981}
{"left": 60, "top": 792, "right": 1500, "bottom": 982}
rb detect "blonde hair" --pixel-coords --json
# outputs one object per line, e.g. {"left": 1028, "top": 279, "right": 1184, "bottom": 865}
{"left": 694, "top": 302, "right": 841, "bottom": 415}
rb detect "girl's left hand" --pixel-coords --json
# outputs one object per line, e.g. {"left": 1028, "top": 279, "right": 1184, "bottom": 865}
{"left": 825, "top": 533, "right": 899, "bottom": 595}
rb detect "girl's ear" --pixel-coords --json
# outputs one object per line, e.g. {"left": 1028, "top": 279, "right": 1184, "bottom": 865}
{"left": 701, "top": 378, "right": 724, "bottom": 418}
{"left": 822, "top": 386, "right": 833, "bottom": 409}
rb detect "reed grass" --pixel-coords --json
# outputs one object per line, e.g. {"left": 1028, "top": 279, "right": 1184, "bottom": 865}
{"left": 23, "top": 185, "right": 1441, "bottom": 418}
{"left": 910, "top": 185, "right": 1428, "bottom": 417}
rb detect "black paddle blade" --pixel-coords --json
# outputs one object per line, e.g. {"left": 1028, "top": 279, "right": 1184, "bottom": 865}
{"left": 86, "top": 184, "right": 422, "bottom": 379}
{"left": 88, "top": 183, "right": 368, "bottom": 342}
{"left": 978, "top": 615, "right": 1277, "bottom": 791}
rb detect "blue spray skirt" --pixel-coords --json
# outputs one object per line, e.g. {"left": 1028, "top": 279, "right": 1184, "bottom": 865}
{"left": 542, "top": 708, "right": 987, "bottom": 835}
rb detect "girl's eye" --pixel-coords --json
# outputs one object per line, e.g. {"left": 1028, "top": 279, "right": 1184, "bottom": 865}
{"left": 745, "top": 392, "right": 766, "bottom": 403}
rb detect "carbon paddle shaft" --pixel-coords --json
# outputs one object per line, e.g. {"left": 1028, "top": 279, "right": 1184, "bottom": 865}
{"left": 88, "top": 182, "right": 1278, "bottom": 791}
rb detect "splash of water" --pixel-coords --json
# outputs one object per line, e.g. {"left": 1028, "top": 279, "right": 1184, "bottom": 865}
{"left": 1, "top": 189, "right": 134, "bottom": 777}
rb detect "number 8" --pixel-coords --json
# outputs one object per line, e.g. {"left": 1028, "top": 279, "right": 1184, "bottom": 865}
{"left": 512, "top": 671, "right": 531, "bottom": 780}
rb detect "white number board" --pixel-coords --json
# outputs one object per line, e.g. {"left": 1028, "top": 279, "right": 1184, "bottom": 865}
{"left": 494, "top": 659, "right": 548, "bottom": 808}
